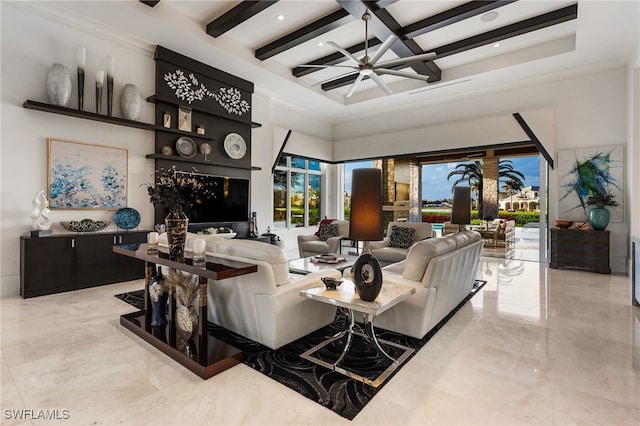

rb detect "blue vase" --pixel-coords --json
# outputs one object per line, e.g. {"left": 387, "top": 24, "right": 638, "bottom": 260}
{"left": 150, "top": 267, "right": 168, "bottom": 327}
{"left": 589, "top": 205, "right": 610, "bottom": 231}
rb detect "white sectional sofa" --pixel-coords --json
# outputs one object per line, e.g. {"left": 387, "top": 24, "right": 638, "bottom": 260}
{"left": 159, "top": 233, "right": 341, "bottom": 350}
{"left": 203, "top": 238, "right": 342, "bottom": 350}
{"left": 361, "top": 230, "right": 483, "bottom": 339}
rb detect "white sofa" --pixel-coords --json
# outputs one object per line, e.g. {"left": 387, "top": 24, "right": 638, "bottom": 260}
{"left": 361, "top": 230, "right": 483, "bottom": 339}
{"left": 369, "top": 221, "right": 437, "bottom": 265}
{"left": 297, "top": 219, "right": 350, "bottom": 257}
{"left": 203, "top": 238, "right": 341, "bottom": 350}
{"left": 159, "top": 233, "right": 341, "bottom": 350}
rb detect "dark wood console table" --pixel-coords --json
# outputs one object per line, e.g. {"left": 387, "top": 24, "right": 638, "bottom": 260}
{"left": 549, "top": 228, "right": 611, "bottom": 274}
{"left": 113, "top": 243, "right": 257, "bottom": 379}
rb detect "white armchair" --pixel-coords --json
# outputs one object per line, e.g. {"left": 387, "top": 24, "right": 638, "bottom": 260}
{"left": 297, "top": 219, "right": 350, "bottom": 257}
{"left": 369, "top": 221, "right": 436, "bottom": 265}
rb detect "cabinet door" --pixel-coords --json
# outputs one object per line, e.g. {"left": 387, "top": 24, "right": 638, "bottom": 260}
{"left": 116, "top": 232, "right": 147, "bottom": 281}
{"left": 75, "top": 234, "right": 118, "bottom": 285}
{"left": 21, "top": 236, "right": 75, "bottom": 298}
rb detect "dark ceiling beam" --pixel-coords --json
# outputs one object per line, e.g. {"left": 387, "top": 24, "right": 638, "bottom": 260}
{"left": 207, "top": 1, "right": 279, "bottom": 38}
{"left": 338, "top": 0, "right": 440, "bottom": 80}
{"left": 321, "top": 3, "right": 577, "bottom": 92}
{"left": 139, "top": 0, "right": 160, "bottom": 7}
{"left": 294, "top": 1, "right": 512, "bottom": 78}
{"left": 402, "top": 0, "right": 516, "bottom": 39}
{"left": 292, "top": 38, "right": 381, "bottom": 77}
{"left": 255, "top": 9, "right": 352, "bottom": 61}
{"left": 431, "top": 3, "right": 578, "bottom": 59}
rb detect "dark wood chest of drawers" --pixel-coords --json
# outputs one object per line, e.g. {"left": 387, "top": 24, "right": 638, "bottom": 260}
{"left": 550, "top": 228, "right": 610, "bottom": 274}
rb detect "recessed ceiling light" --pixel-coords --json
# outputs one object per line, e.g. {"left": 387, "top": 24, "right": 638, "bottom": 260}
{"left": 481, "top": 11, "right": 499, "bottom": 22}
{"left": 277, "top": 15, "right": 284, "bottom": 21}
{"left": 318, "top": 42, "right": 324, "bottom": 47}
{"left": 493, "top": 43, "right": 500, "bottom": 48}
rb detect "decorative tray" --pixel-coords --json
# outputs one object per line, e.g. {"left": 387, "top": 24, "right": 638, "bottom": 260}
{"left": 311, "top": 255, "right": 346, "bottom": 264}
{"left": 60, "top": 220, "right": 111, "bottom": 232}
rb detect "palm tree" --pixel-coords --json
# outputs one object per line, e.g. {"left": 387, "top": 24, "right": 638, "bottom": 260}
{"left": 502, "top": 178, "right": 523, "bottom": 211}
{"left": 447, "top": 159, "right": 525, "bottom": 218}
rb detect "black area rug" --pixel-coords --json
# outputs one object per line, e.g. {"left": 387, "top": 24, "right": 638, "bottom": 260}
{"left": 115, "top": 279, "right": 486, "bottom": 420}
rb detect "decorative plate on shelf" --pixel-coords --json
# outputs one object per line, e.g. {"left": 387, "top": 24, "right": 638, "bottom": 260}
{"left": 223, "top": 133, "right": 246, "bottom": 159}
{"left": 114, "top": 207, "right": 141, "bottom": 230}
{"left": 175, "top": 136, "right": 197, "bottom": 158}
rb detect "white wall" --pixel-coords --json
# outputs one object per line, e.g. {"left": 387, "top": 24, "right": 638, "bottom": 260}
{"left": 333, "top": 68, "right": 631, "bottom": 273}
{"left": 1, "top": 3, "right": 157, "bottom": 297}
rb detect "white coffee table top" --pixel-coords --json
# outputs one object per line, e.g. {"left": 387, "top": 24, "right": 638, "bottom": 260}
{"left": 300, "top": 279, "right": 415, "bottom": 317}
{"left": 288, "top": 254, "right": 359, "bottom": 275}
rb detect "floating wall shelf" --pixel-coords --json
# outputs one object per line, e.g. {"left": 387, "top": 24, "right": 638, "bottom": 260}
{"left": 145, "top": 154, "right": 261, "bottom": 170}
{"left": 146, "top": 96, "right": 262, "bottom": 128}
{"left": 23, "top": 100, "right": 156, "bottom": 131}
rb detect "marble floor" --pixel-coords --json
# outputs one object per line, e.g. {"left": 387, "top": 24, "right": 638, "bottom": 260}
{"left": 1, "top": 257, "right": 638, "bottom": 425}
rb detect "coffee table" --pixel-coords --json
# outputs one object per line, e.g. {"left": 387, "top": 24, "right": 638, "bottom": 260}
{"left": 288, "top": 254, "right": 359, "bottom": 275}
{"left": 299, "top": 279, "right": 415, "bottom": 387}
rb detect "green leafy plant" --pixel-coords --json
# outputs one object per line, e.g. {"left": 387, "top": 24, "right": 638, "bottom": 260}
{"left": 586, "top": 190, "right": 619, "bottom": 207}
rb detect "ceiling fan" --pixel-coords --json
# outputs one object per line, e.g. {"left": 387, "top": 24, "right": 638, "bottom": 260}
{"left": 301, "top": 13, "right": 437, "bottom": 97}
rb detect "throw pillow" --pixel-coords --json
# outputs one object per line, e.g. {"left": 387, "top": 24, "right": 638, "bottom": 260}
{"left": 318, "top": 223, "right": 339, "bottom": 241}
{"left": 314, "top": 218, "right": 335, "bottom": 237}
{"left": 389, "top": 225, "right": 416, "bottom": 249}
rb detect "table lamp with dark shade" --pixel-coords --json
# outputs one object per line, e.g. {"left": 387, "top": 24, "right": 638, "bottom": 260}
{"left": 349, "top": 168, "right": 384, "bottom": 302}
{"left": 451, "top": 186, "right": 471, "bottom": 232}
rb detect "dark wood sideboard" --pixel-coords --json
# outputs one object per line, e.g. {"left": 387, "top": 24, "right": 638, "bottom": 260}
{"left": 20, "top": 231, "right": 149, "bottom": 298}
{"left": 549, "top": 228, "right": 611, "bottom": 274}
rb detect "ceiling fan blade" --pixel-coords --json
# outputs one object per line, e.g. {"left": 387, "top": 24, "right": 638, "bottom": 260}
{"left": 375, "top": 52, "right": 436, "bottom": 69}
{"left": 312, "top": 70, "right": 360, "bottom": 87}
{"left": 370, "top": 72, "right": 393, "bottom": 96}
{"left": 297, "top": 64, "right": 359, "bottom": 69}
{"left": 367, "top": 34, "right": 398, "bottom": 65}
{"left": 346, "top": 73, "right": 365, "bottom": 98}
{"left": 327, "top": 41, "right": 363, "bottom": 65}
{"left": 375, "top": 68, "right": 430, "bottom": 82}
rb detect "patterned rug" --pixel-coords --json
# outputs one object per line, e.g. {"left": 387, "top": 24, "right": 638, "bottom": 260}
{"left": 115, "top": 279, "right": 486, "bottom": 420}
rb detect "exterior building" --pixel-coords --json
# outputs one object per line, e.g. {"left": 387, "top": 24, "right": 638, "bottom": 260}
{"left": 499, "top": 186, "right": 540, "bottom": 211}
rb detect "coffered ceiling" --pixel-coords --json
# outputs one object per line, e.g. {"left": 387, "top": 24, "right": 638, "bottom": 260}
{"left": 138, "top": 0, "right": 638, "bottom": 121}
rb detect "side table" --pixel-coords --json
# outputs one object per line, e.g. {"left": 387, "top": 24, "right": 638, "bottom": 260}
{"left": 299, "top": 279, "right": 415, "bottom": 387}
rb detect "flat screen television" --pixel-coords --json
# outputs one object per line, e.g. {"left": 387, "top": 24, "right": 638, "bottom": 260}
{"left": 175, "top": 171, "right": 249, "bottom": 223}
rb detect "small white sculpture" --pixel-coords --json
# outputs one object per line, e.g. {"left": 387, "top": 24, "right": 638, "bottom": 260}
{"left": 30, "top": 190, "right": 52, "bottom": 231}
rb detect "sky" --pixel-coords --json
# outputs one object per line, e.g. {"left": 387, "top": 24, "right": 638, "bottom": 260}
{"left": 344, "top": 155, "right": 540, "bottom": 200}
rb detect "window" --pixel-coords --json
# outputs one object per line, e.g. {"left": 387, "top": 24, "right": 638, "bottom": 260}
{"left": 273, "top": 156, "right": 323, "bottom": 229}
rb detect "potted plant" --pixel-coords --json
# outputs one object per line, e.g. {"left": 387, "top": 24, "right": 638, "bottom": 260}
{"left": 586, "top": 190, "right": 618, "bottom": 230}
{"left": 145, "top": 166, "right": 212, "bottom": 261}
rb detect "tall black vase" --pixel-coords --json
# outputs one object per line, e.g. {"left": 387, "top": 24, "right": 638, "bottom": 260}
{"left": 165, "top": 209, "right": 188, "bottom": 263}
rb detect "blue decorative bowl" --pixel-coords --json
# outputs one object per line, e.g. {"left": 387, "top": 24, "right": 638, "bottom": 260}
{"left": 114, "top": 208, "right": 141, "bottom": 230}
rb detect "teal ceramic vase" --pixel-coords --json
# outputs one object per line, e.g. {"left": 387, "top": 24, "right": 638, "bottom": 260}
{"left": 589, "top": 205, "right": 610, "bottom": 231}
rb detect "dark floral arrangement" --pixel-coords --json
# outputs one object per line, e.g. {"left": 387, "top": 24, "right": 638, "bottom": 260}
{"left": 145, "top": 166, "right": 211, "bottom": 214}
{"left": 586, "top": 190, "right": 619, "bottom": 207}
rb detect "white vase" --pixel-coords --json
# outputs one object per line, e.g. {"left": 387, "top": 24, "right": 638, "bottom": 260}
{"left": 120, "top": 83, "right": 141, "bottom": 120}
{"left": 46, "top": 63, "right": 72, "bottom": 106}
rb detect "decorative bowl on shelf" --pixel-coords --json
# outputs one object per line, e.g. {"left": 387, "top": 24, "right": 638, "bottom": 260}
{"left": 554, "top": 220, "right": 573, "bottom": 229}
{"left": 60, "top": 219, "right": 111, "bottom": 233}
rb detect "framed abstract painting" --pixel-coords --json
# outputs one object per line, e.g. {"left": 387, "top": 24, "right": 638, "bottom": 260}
{"left": 48, "top": 138, "right": 128, "bottom": 209}
{"left": 557, "top": 144, "right": 624, "bottom": 222}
